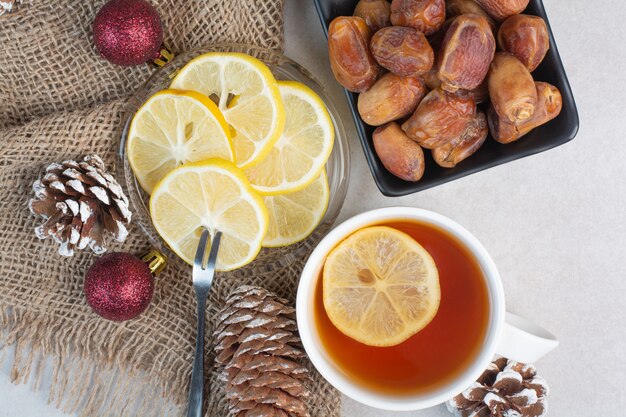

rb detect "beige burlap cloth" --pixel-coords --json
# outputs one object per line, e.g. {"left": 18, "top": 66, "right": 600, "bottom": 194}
{"left": 0, "top": 0, "right": 285, "bottom": 128}
{"left": 0, "top": 1, "right": 342, "bottom": 416}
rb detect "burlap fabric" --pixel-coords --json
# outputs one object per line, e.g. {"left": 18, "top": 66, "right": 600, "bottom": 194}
{"left": 0, "top": 1, "right": 342, "bottom": 416}
{"left": 0, "top": 0, "right": 285, "bottom": 128}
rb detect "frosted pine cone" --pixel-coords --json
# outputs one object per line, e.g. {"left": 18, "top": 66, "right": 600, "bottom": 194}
{"left": 446, "top": 357, "right": 548, "bottom": 417}
{"left": 0, "top": 0, "right": 19, "bottom": 16}
{"left": 28, "top": 155, "right": 132, "bottom": 257}
{"left": 214, "top": 286, "right": 311, "bottom": 417}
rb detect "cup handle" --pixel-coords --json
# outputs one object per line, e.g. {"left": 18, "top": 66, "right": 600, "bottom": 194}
{"left": 495, "top": 312, "right": 559, "bottom": 364}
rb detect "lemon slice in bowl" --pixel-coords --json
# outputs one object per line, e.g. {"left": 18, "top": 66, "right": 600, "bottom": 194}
{"left": 263, "top": 170, "right": 330, "bottom": 247}
{"left": 244, "top": 81, "right": 335, "bottom": 195}
{"left": 170, "top": 52, "right": 285, "bottom": 169}
{"left": 323, "top": 226, "right": 440, "bottom": 347}
{"left": 149, "top": 159, "right": 268, "bottom": 271}
{"left": 127, "top": 89, "right": 233, "bottom": 194}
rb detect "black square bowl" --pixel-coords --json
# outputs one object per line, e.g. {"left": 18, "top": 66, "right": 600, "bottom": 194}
{"left": 313, "top": 0, "right": 579, "bottom": 197}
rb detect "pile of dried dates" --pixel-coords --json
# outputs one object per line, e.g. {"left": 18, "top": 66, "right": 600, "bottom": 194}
{"left": 328, "top": 0, "right": 563, "bottom": 182}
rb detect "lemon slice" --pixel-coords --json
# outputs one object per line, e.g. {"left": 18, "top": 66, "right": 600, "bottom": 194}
{"left": 323, "top": 226, "right": 440, "bottom": 347}
{"left": 263, "top": 170, "right": 330, "bottom": 247}
{"left": 244, "top": 81, "right": 335, "bottom": 195}
{"left": 170, "top": 52, "right": 285, "bottom": 169}
{"left": 149, "top": 159, "right": 268, "bottom": 271}
{"left": 127, "top": 89, "right": 233, "bottom": 194}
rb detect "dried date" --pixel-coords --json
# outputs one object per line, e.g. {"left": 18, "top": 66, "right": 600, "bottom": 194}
{"left": 489, "top": 81, "right": 562, "bottom": 143}
{"left": 358, "top": 73, "right": 428, "bottom": 126}
{"left": 401, "top": 87, "right": 477, "bottom": 149}
{"left": 354, "top": 0, "right": 392, "bottom": 32}
{"left": 328, "top": 16, "right": 381, "bottom": 93}
{"left": 373, "top": 122, "right": 426, "bottom": 182}
{"left": 445, "top": 0, "right": 496, "bottom": 31}
{"left": 432, "top": 111, "right": 488, "bottom": 167}
{"left": 390, "top": 0, "right": 446, "bottom": 36}
{"left": 474, "top": 0, "right": 529, "bottom": 21}
{"left": 437, "top": 14, "right": 495, "bottom": 92}
{"left": 488, "top": 52, "right": 537, "bottom": 124}
{"left": 498, "top": 14, "right": 550, "bottom": 72}
{"left": 370, "top": 26, "right": 434, "bottom": 76}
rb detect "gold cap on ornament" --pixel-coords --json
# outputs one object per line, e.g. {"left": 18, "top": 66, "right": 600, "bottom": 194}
{"left": 153, "top": 45, "right": 174, "bottom": 67}
{"left": 140, "top": 249, "right": 168, "bottom": 276}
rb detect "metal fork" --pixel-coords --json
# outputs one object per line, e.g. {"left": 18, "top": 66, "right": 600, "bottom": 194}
{"left": 186, "top": 228, "right": 222, "bottom": 417}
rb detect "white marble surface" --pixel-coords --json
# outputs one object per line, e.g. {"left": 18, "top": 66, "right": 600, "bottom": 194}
{"left": 2, "top": 0, "right": 625, "bottom": 415}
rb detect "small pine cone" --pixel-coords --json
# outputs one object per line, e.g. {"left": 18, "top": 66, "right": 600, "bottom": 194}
{"left": 214, "top": 286, "right": 312, "bottom": 417}
{"left": 28, "top": 155, "right": 132, "bottom": 257}
{"left": 0, "top": 0, "right": 20, "bottom": 16}
{"left": 446, "top": 357, "right": 548, "bottom": 417}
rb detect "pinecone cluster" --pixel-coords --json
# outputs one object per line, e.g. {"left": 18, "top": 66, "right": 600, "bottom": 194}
{"left": 29, "top": 155, "right": 132, "bottom": 257}
{"left": 446, "top": 357, "right": 548, "bottom": 417}
{"left": 213, "top": 286, "right": 311, "bottom": 417}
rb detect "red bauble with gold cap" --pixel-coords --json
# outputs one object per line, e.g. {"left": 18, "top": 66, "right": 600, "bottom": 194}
{"left": 93, "top": 0, "right": 163, "bottom": 66}
{"left": 84, "top": 250, "right": 166, "bottom": 321}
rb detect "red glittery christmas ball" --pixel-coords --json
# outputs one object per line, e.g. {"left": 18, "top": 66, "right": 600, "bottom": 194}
{"left": 93, "top": 0, "right": 163, "bottom": 67}
{"left": 84, "top": 252, "right": 154, "bottom": 321}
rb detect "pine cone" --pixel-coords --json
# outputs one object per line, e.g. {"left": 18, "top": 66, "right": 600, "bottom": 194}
{"left": 214, "top": 286, "right": 311, "bottom": 417}
{"left": 0, "top": 0, "right": 19, "bottom": 16}
{"left": 28, "top": 155, "right": 132, "bottom": 257}
{"left": 446, "top": 357, "right": 548, "bottom": 417}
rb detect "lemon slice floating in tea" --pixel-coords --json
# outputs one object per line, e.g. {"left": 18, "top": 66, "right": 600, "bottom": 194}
{"left": 323, "top": 226, "right": 440, "bottom": 347}
{"left": 170, "top": 52, "right": 285, "bottom": 169}
{"left": 262, "top": 170, "right": 329, "bottom": 247}
{"left": 245, "top": 81, "right": 334, "bottom": 195}
{"left": 127, "top": 89, "right": 234, "bottom": 194}
{"left": 149, "top": 159, "right": 268, "bottom": 271}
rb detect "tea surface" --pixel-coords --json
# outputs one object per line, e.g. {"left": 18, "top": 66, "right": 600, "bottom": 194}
{"left": 314, "top": 221, "right": 490, "bottom": 395}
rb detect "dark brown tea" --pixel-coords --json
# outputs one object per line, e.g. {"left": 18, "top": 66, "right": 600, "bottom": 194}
{"left": 314, "top": 220, "right": 490, "bottom": 395}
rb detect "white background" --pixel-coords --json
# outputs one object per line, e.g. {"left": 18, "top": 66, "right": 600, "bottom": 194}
{"left": 1, "top": 0, "right": 625, "bottom": 415}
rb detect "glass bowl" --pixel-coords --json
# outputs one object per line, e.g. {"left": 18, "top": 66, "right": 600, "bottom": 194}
{"left": 116, "top": 43, "right": 350, "bottom": 271}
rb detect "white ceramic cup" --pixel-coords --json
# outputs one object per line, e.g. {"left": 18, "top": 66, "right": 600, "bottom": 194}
{"left": 296, "top": 207, "right": 558, "bottom": 411}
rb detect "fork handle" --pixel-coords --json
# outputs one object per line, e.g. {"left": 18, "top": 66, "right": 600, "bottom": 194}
{"left": 186, "top": 290, "right": 208, "bottom": 417}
